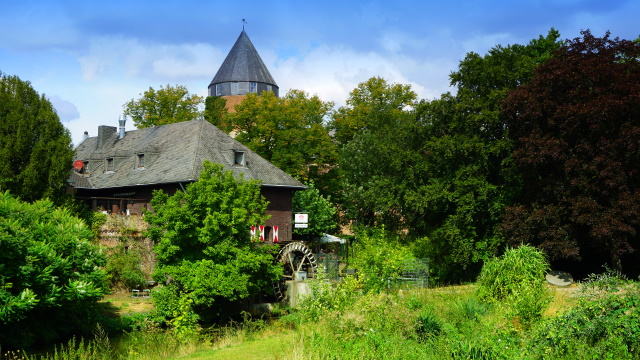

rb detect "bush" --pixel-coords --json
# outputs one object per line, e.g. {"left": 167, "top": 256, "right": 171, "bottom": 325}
{"left": 0, "top": 192, "right": 108, "bottom": 349}
{"left": 350, "top": 227, "right": 417, "bottom": 293}
{"left": 527, "top": 269, "right": 640, "bottom": 359}
{"left": 105, "top": 244, "right": 147, "bottom": 290}
{"left": 476, "top": 245, "right": 551, "bottom": 325}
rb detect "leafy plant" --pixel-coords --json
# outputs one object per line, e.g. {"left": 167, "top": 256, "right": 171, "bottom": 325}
{"left": 147, "top": 161, "right": 282, "bottom": 327}
{"left": 476, "top": 245, "right": 551, "bottom": 325}
{"left": 528, "top": 269, "right": 640, "bottom": 359}
{"left": 0, "top": 192, "right": 108, "bottom": 349}
{"left": 350, "top": 227, "right": 417, "bottom": 293}
{"left": 104, "top": 244, "right": 147, "bottom": 290}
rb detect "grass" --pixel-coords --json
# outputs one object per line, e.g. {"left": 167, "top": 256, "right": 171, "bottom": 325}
{"left": 14, "top": 280, "right": 639, "bottom": 360}
{"left": 182, "top": 330, "right": 297, "bottom": 360}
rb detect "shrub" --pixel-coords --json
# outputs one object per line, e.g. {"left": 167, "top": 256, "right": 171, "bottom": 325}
{"left": 0, "top": 192, "right": 108, "bottom": 349}
{"left": 528, "top": 269, "right": 640, "bottom": 359}
{"left": 350, "top": 227, "right": 417, "bottom": 293}
{"left": 476, "top": 245, "right": 551, "bottom": 325}
{"left": 105, "top": 244, "right": 147, "bottom": 290}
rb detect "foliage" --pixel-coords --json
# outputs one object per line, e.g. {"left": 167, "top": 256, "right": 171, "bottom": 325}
{"left": 0, "top": 72, "right": 75, "bottom": 204}
{"left": 226, "top": 89, "right": 337, "bottom": 184}
{"left": 331, "top": 77, "right": 419, "bottom": 228}
{"left": 476, "top": 245, "right": 552, "bottom": 324}
{"left": 331, "top": 76, "right": 417, "bottom": 146}
{"left": 147, "top": 161, "right": 282, "bottom": 326}
{"left": 203, "top": 95, "right": 228, "bottom": 129}
{"left": 0, "top": 192, "right": 108, "bottom": 349}
{"left": 528, "top": 269, "right": 640, "bottom": 359}
{"left": 298, "top": 268, "right": 363, "bottom": 321}
{"left": 408, "top": 30, "right": 562, "bottom": 283}
{"left": 350, "top": 228, "right": 417, "bottom": 293}
{"left": 292, "top": 180, "right": 339, "bottom": 237}
{"left": 123, "top": 84, "right": 203, "bottom": 128}
{"left": 502, "top": 31, "right": 640, "bottom": 276}
{"left": 104, "top": 243, "right": 147, "bottom": 291}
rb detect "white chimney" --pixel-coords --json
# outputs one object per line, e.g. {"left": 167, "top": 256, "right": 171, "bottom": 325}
{"left": 118, "top": 115, "right": 126, "bottom": 139}
{"left": 83, "top": 131, "right": 89, "bottom": 141}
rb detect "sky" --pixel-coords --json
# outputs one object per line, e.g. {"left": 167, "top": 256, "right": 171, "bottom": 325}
{"left": 1, "top": 0, "right": 639, "bottom": 145}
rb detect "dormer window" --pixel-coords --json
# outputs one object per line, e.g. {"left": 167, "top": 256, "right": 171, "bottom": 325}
{"left": 106, "top": 158, "right": 114, "bottom": 172}
{"left": 137, "top": 154, "right": 145, "bottom": 169}
{"left": 234, "top": 151, "right": 245, "bottom": 166}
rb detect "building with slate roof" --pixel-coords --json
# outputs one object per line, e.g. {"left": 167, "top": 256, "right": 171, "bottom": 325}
{"left": 70, "top": 119, "right": 305, "bottom": 243}
{"left": 208, "top": 30, "right": 279, "bottom": 104}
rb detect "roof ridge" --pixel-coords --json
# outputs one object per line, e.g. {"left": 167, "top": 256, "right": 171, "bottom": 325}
{"left": 191, "top": 119, "right": 206, "bottom": 180}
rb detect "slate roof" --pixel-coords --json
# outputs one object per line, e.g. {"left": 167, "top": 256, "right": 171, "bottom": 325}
{"left": 71, "top": 119, "right": 305, "bottom": 190}
{"left": 209, "top": 30, "right": 277, "bottom": 86}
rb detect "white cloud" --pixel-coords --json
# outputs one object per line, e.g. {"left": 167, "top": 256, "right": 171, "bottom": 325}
{"left": 270, "top": 44, "right": 451, "bottom": 108}
{"left": 48, "top": 95, "right": 80, "bottom": 122}
{"left": 78, "top": 37, "right": 225, "bottom": 82}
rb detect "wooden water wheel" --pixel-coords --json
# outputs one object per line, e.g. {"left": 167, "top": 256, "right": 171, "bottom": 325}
{"left": 273, "top": 241, "right": 317, "bottom": 301}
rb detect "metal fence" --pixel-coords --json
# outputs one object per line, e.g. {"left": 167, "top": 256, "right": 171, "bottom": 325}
{"left": 389, "top": 258, "right": 430, "bottom": 289}
{"left": 315, "top": 253, "right": 341, "bottom": 280}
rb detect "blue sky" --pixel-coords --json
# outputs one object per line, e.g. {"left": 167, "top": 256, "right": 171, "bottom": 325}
{"left": 1, "top": 0, "right": 639, "bottom": 144}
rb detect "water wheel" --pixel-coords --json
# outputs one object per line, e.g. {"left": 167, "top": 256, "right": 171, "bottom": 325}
{"left": 273, "top": 242, "right": 317, "bottom": 301}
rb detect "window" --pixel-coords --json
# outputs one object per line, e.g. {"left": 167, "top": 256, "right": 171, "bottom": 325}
{"left": 266, "top": 84, "right": 272, "bottom": 92}
{"left": 137, "top": 154, "right": 145, "bottom": 168}
{"left": 234, "top": 151, "right": 245, "bottom": 166}
{"left": 250, "top": 82, "right": 257, "bottom": 93}
{"left": 106, "top": 158, "right": 114, "bottom": 172}
{"left": 216, "top": 84, "right": 222, "bottom": 96}
{"left": 231, "top": 82, "right": 239, "bottom": 95}
{"left": 82, "top": 161, "right": 89, "bottom": 174}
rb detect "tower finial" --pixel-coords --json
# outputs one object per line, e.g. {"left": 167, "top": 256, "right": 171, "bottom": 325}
{"left": 242, "top": 18, "right": 247, "bottom": 30}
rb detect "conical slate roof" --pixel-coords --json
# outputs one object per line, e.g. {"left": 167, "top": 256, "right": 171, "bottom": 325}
{"left": 209, "top": 30, "right": 277, "bottom": 87}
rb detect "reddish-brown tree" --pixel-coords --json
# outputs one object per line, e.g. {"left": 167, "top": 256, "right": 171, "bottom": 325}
{"left": 502, "top": 30, "right": 640, "bottom": 275}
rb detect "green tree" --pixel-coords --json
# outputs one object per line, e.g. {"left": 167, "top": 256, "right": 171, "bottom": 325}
{"left": 0, "top": 192, "right": 108, "bottom": 348}
{"left": 331, "top": 76, "right": 417, "bottom": 146}
{"left": 502, "top": 30, "right": 640, "bottom": 276}
{"left": 227, "top": 90, "right": 337, "bottom": 184}
{"left": 123, "top": 84, "right": 203, "bottom": 128}
{"left": 147, "top": 161, "right": 282, "bottom": 325}
{"left": 407, "top": 30, "right": 562, "bottom": 282}
{"left": 292, "top": 180, "right": 340, "bottom": 237}
{"left": 204, "top": 95, "right": 228, "bottom": 129}
{"left": 331, "top": 77, "right": 419, "bottom": 228}
{"left": 0, "top": 72, "right": 74, "bottom": 204}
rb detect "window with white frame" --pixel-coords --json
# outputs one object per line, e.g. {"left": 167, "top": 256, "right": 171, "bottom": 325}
{"left": 250, "top": 82, "right": 257, "bottom": 93}
{"left": 231, "top": 82, "right": 239, "bottom": 95}
{"left": 216, "top": 84, "right": 222, "bottom": 96}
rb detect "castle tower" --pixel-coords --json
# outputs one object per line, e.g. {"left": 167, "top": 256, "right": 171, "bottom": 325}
{"left": 208, "top": 30, "right": 279, "bottom": 105}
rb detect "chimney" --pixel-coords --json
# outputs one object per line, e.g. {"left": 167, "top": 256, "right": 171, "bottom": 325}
{"left": 83, "top": 131, "right": 89, "bottom": 141}
{"left": 119, "top": 115, "right": 127, "bottom": 139}
{"left": 97, "top": 125, "right": 117, "bottom": 149}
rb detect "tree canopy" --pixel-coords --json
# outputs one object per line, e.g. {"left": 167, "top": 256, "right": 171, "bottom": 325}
{"left": 123, "top": 84, "right": 203, "bottom": 128}
{"left": 226, "top": 90, "right": 337, "bottom": 184}
{"left": 0, "top": 72, "right": 74, "bottom": 204}
{"left": 502, "top": 30, "right": 640, "bottom": 275}
{"left": 0, "top": 192, "right": 108, "bottom": 348}
{"left": 147, "top": 161, "right": 282, "bottom": 325}
{"left": 292, "top": 180, "right": 340, "bottom": 238}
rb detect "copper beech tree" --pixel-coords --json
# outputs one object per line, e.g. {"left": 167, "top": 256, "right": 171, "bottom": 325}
{"left": 502, "top": 31, "right": 640, "bottom": 275}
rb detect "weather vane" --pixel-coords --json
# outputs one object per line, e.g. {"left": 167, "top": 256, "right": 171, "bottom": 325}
{"left": 242, "top": 18, "right": 247, "bottom": 30}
